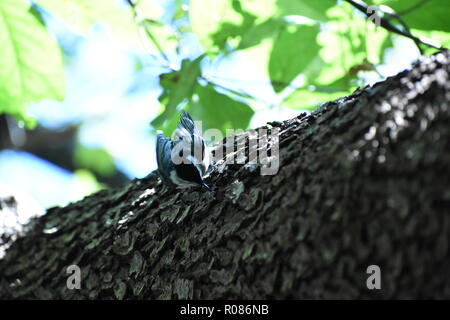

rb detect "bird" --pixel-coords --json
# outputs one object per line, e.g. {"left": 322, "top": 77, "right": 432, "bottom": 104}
{"left": 156, "top": 111, "right": 211, "bottom": 191}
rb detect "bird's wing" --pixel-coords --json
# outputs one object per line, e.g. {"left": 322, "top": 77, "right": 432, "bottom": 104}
{"left": 174, "top": 111, "right": 209, "bottom": 176}
{"left": 156, "top": 132, "right": 174, "bottom": 185}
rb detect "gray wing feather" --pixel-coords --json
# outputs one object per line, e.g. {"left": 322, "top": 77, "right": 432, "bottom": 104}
{"left": 178, "top": 111, "right": 199, "bottom": 135}
{"left": 178, "top": 111, "right": 209, "bottom": 175}
{"left": 156, "top": 132, "right": 175, "bottom": 186}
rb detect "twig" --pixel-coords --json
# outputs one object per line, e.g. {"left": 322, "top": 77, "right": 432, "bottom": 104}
{"left": 200, "top": 75, "right": 263, "bottom": 102}
{"left": 345, "top": 0, "right": 444, "bottom": 53}
{"left": 126, "top": 0, "right": 174, "bottom": 69}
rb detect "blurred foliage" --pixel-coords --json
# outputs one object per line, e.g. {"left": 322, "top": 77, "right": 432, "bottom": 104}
{"left": 0, "top": 0, "right": 65, "bottom": 128}
{"left": 387, "top": 0, "right": 450, "bottom": 33}
{"left": 0, "top": 0, "right": 449, "bottom": 134}
{"left": 152, "top": 56, "right": 204, "bottom": 134}
{"left": 35, "top": 0, "right": 142, "bottom": 48}
{"left": 73, "top": 169, "right": 104, "bottom": 195}
{"left": 74, "top": 145, "right": 116, "bottom": 177}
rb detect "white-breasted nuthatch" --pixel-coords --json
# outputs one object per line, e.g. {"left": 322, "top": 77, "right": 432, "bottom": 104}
{"left": 156, "top": 111, "right": 211, "bottom": 190}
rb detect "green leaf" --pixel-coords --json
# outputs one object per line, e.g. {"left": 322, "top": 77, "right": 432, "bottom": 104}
{"left": 190, "top": 84, "right": 254, "bottom": 134}
{"left": 387, "top": 0, "right": 450, "bottom": 32}
{"left": 237, "top": 18, "right": 282, "bottom": 50}
{"left": 140, "top": 19, "right": 179, "bottom": 57}
{"left": 277, "top": 0, "right": 336, "bottom": 22}
{"left": 134, "top": 0, "right": 165, "bottom": 20}
{"left": 152, "top": 84, "right": 254, "bottom": 138}
{"left": 364, "top": 0, "right": 391, "bottom": 4}
{"left": 133, "top": 0, "right": 179, "bottom": 55}
{"left": 34, "top": 0, "right": 144, "bottom": 49}
{"left": 269, "top": 24, "right": 320, "bottom": 92}
{"left": 366, "top": 27, "right": 393, "bottom": 65}
{"left": 172, "top": 0, "right": 189, "bottom": 23}
{"left": 240, "top": 0, "right": 278, "bottom": 21}
{"left": 152, "top": 56, "right": 203, "bottom": 133}
{"left": 190, "top": 0, "right": 278, "bottom": 54}
{"left": 0, "top": 0, "right": 65, "bottom": 128}
{"left": 313, "top": 5, "right": 367, "bottom": 87}
{"left": 282, "top": 88, "right": 350, "bottom": 110}
{"left": 190, "top": 0, "right": 244, "bottom": 53}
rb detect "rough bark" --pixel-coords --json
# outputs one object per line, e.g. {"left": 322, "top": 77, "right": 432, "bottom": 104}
{"left": 1, "top": 50, "right": 450, "bottom": 299}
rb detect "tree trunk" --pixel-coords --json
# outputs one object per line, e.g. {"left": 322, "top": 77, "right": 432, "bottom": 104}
{"left": 1, "top": 50, "right": 450, "bottom": 299}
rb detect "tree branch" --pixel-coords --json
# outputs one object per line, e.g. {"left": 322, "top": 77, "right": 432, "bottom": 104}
{"left": 345, "top": 0, "right": 444, "bottom": 53}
